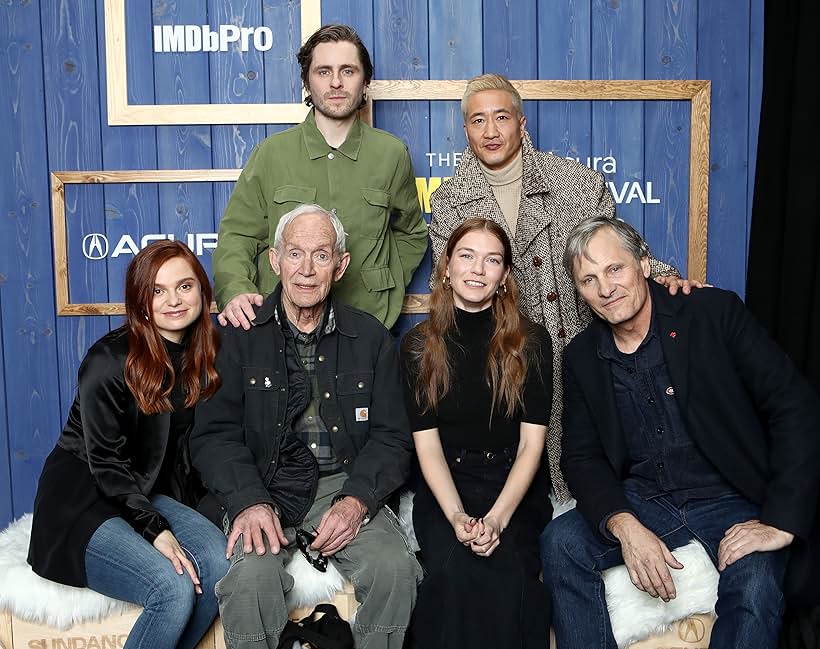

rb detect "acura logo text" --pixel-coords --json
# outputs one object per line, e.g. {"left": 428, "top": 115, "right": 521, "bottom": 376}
{"left": 81, "top": 233, "right": 218, "bottom": 260}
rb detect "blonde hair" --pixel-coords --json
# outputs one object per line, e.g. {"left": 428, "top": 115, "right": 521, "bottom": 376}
{"left": 461, "top": 73, "right": 524, "bottom": 120}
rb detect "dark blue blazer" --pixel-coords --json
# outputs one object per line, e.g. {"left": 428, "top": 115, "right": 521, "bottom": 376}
{"left": 561, "top": 281, "right": 820, "bottom": 604}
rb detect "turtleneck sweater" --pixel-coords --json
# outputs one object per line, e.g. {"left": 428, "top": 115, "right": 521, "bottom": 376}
{"left": 478, "top": 150, "right": 523, "bottom": 236}
{"left": 402, "top": 306, "right": 552, "bottom": 451}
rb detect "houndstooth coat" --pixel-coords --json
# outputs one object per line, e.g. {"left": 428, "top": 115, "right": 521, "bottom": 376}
{"left": 429, "top": 132, "right": 677, "bottom": 502}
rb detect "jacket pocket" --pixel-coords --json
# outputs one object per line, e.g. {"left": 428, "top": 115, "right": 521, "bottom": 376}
{"left": 241, "top": 366, "right": 283, "bottom": 435}
{"left": 347, "top": 187, "right": 391, "bottom": 238}
{"left": 360, "top": 265, "right": 396, "bottom": 293}
{"left": 336, "top": 371, "right": 374, "bottom": 449}
{"left": 272, "top": 185, "right": 317, "bottom": 207}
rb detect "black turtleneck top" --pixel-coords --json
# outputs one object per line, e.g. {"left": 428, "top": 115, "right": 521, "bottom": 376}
{"left": 401, "top": 307, "right": 553, "bottom": 451}
{"left": 152, "top": 337, "right": 194, "bottom": 496}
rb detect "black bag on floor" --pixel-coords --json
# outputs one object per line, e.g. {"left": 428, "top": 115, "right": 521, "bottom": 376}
{"left": 277, "top": 603, "right": 354, "bottom": 649}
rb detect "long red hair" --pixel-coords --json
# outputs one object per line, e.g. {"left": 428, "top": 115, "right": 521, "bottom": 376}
{"left": 409, "top": 218, "right": 532, "bottom": 418}
{"left": 123, "top": 240, "right": 220, "bottom": 414}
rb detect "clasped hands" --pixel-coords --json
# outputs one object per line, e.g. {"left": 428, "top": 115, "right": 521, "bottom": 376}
{"left": 451, "top": 512, "right": 502, "bottom": 558}
{"left": 226, "top": 496, "right": 368, "bottom": 559}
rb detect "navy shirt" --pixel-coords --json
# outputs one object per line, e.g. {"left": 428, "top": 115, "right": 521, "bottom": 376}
{"left": 598, "top": 312, "right": 733, "bottom": 517}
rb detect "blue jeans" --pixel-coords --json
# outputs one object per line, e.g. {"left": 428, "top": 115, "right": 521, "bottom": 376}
{"left": 85, "top": 494, "right": 229, "bottom": 649}
{"left": 540, "top": 489, "right": 788, "bottom": 649}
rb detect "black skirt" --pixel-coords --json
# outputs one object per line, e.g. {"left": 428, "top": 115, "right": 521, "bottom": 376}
{"left": 410, "top": 450, "right": 552, "bottom": 649}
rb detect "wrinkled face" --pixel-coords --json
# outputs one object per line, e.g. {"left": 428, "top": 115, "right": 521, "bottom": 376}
{"left": 446, "top": 229, "right": 510, "bottom": 312}
{"left": 463, "top": 89, "right": 526, "bottom": 171}
{"left": 270, "top": 213, "right": 350, "bottom": 312}
{"left": 151, "top": 256, "right": 203, "bottom": 343}
{"left": 307, "top": 41, "right": 368, "bottom": 121}
{"left": 573, "top": 228, "right": 652, "bottom": 327}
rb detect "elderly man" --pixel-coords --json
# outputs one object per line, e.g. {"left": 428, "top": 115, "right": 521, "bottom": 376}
{"left": 540, "top": 215, "right": 820, "bottom": 649}
{"left": 214, "top": 24, "right": 427, "bottom": 331}
{"left": 192, "top": 204, "right": 422, "bottom": 649}
{"left": 430, "top": 73, "right": 692, "bottom": 500}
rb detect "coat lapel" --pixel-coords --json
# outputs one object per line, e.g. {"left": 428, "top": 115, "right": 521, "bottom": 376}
{"left": 513, "top": 133, "right": 554, "bottom": 255}
{"left": 653, "top": 283, "right": 691, "bottom": 413}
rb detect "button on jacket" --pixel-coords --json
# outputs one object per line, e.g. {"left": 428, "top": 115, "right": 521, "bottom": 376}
{"left": 213, "top": 109, "right": 428, "bottom": 328}
{"left": 190, "top": 286, "right": 413, "bottom": 525}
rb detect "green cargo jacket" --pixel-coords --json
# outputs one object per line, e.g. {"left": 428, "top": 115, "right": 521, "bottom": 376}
{"left": 213, "top": 110, "right": 428, "bottom": 328}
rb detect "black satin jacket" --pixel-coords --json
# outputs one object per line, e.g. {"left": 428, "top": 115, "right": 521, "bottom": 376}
{"left": 55, "top": 328, "right": 198, "bottom": 540}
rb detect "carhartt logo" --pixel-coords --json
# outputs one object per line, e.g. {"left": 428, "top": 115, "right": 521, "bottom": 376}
{"left": 678, "top": 616, "right": 706, "bottom": 643}
{"left": 82, "top": 233, "right": 109, "bottom": 260}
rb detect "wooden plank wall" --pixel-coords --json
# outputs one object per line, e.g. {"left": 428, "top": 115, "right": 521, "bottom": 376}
{"left": 0, "top": 0, "right": 764, "bottom": 528}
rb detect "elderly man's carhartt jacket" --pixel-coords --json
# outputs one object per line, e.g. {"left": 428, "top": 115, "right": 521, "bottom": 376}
{"left": 191, "top": 286, "right": 413, "bottom": 525}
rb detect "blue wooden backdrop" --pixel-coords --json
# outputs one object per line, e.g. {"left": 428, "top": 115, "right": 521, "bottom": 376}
{"left": 0, "top": 0, "right": 764, "bottom": 527}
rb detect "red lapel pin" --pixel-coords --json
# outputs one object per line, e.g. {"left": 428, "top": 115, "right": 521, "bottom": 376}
{"left": 669, "top": 331, "right": 677, "bottom": 338}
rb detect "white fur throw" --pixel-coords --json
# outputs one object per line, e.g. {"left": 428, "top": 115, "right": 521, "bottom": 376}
{"left": 603, "top": 540, "right": 718, "bottom": 648}
{"left": 0, "top": 514, "right": 347, "bottom": 630}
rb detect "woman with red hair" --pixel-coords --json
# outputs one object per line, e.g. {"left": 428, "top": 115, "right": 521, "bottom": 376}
{"left": 28, "top": 240, "right": 227, "bottom": 649}
{"left": 402, "top": 218, "right": 554, "bottom": 649}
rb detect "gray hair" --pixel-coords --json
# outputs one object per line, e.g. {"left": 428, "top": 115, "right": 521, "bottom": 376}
{"left": 461, "top": 73, "right": 524, "bottom": 121}
{"left": 273, "top": 203, "right": 347, "bottom": 255}
{"left": 563, "top": 216, "right": 650, "bottom": 281}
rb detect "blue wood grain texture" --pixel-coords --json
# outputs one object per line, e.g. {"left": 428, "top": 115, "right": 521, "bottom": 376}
{"left": 698, "top": 0, "right": 750, "bottom": 296}
{"left": 537, "top": 1, "right": 592, "bottom": 159}
{"left": 97, "top": 0, "right": 159, "bottom": 304}
{"left": 152, "top": 2, "right": 215, "bottom": 282}
{"left": 374, "top": 0, "right": 431, "bottom": 299}
{"left": 428, "top": 0, "right": 481, "bottom": 179}
{"left": 262, "top": 0, "right": 303, "bottom": 138}
{"left": 43, "top": 0, "right": 112, "bottom": 460}
{"left": 209, "top": 0, "right": 266, "bottom": 255}
{"left": 747, "top": 0, "right": 764, "bottom": 248}
{"left": 0, "top": 0, "right": 69, "bottom": 517}
{"left": 0, "top": 281, "right": 12, "bottom": 523}
{"left": 321, "top": 0, "right": 375, "bottom": 49}
{"left": 591, "top": 0, "right": 645, "bottom": 231}
{"left": 642, "top": 0, "right": 697, "bottom": 275}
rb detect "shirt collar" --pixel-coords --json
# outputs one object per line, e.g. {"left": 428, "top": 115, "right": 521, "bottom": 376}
{"left": 597, "top": 297, "right": 659, "bottom": 362}
{"left": 302, "top": 109, "right": 363, "bottom": 161}
{"left": 275, "top": 295, "right": 336, "bottom": 340}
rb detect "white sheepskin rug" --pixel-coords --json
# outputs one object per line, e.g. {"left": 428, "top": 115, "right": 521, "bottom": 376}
{"left": 0, "top": 514, "right": 136, "bottom": 629}
{"left": 0, "top": 513, "right": 348, "bottom": 630}
{"left": 603, "top": 540, "right": 718, "bottom": 648}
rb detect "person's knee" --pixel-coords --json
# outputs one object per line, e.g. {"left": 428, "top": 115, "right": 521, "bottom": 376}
{"left": 356, "top": 548, "right": 420, "bottom": 595}
{"left": 190, "top": 538, "right": 230, "bottom": 592}
{"left": 719, "top": 554, "right": 785, "bottom": 618}
{"left": 539, "top": 512, "right": 588, "bottom": 575}
{"left": 145, "top": 564, "right": 197, "bottom": 617}
{"left": 217, "top": 549, "right": 290, "bottom": 604}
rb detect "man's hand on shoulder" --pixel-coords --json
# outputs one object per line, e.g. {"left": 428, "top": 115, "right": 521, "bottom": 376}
{"left": 718, "top": 519, "right": 794, "bottom": 570}
{"left": 311, "top": 496, "right": 368, "bottom": 556}
{"left": 654, "top": 275, "right": 710, "bottom": 296}
{"left": 218, "top": 293, "right": 263, "bottom": 329}
{"left": 226, "top": 503, "right": 288, "bottom": 558}
{"left": 607, "top": 512, "right": 684, "bottom": 602}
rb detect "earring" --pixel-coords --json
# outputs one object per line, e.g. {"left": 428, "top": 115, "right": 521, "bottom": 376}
{"left": 442, "top": 276, "right": 451, "bottom": 290}
{"left": 496, "top": 283, "right": 507, "bottom": 295}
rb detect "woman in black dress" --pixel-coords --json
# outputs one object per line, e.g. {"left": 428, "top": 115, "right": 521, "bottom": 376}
{"left": 28, "top": 240, "right": 227, "bottom": 649}
{"left": 401, "top": 218, "right": 554, "bottom": 648}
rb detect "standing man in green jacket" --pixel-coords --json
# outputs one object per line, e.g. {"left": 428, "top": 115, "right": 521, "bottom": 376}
{"left": 214, "top": 24, "right": 428, "bottom": 330}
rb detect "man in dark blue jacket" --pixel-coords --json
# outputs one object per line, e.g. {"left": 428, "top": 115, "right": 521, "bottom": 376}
{"left": 192, "top": 204, "right": 421, "bottom": 649}
{"left": 540, "top": 216, "right": 820, "bottom": 649}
